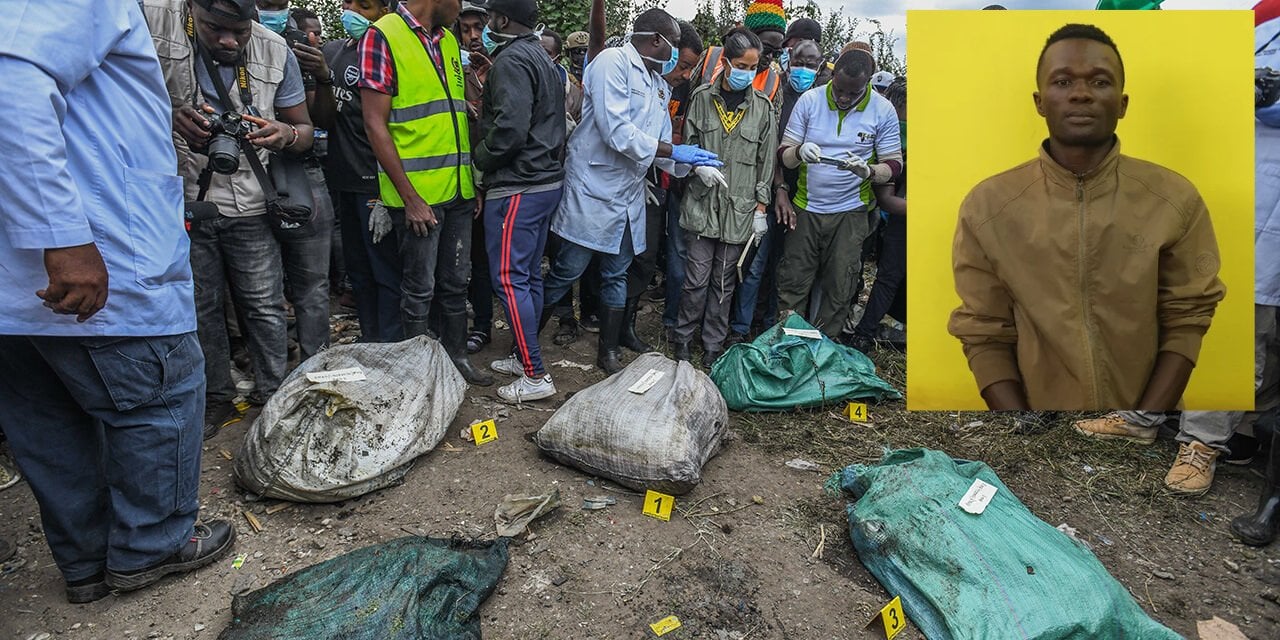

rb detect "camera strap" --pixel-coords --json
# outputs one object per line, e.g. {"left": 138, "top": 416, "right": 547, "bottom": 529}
{"left": 195, "top": 39, "right": 281, "bottom": 205}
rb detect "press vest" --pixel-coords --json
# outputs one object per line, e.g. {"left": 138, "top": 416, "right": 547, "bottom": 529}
{"left": 142, "top": 0, "right": 290, "bottom": 217}
{"left": 373, "top": 13, "right": 474, "bottom": 207}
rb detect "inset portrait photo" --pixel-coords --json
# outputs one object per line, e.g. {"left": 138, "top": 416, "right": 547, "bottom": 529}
{"left": 906, "top": 9, "right": 1256, "bottom": 411}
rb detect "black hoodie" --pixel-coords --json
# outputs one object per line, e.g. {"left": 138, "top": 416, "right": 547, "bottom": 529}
{"left": 473, "top": 33, "right": 567, "bottom": 192}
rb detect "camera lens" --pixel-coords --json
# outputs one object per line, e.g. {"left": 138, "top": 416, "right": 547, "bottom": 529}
{"left": 207, "top": 134, "right": 240, "bottom": 174}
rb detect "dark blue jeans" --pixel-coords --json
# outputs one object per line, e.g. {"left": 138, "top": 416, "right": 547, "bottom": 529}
{"left": 0, "top": 333, "right": 204, "bottom": 580}
{"left": 486, "top": 188, "right": 562, "bottom": 377}
{"left": 544, "top": 224, "right": 635, "bottom": 311}
{"left": 470, "top": 199, "right": 494, "bottom": 334}
{"left": 731, "top": 212, "right": 783, "bottom": 335}
{"left": 389, "top": 198, "right": 475, "bottom": 329}
{"left": 663, "top": 193, "right": 688, "bottom": 327}
{"left": 189, "top": 214, "right": 288, "bottom": 403}
{"left": 335, "top": 190, "right": 403, "bottom": 342}
{"left": 854, "top": 213, "right": 905, "bottom": 338}
{"left": 278, "top": 165, "right": 334, "bottom": 362}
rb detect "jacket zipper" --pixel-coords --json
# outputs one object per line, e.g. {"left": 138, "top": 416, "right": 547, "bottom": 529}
{"left": 1076, "top": 175, "right": 1099, "bottom": 406}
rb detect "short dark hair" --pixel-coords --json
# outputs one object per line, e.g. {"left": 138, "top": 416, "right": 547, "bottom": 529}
{"left": 542, "top": 28, "right": 563, "bottom": 55}
{"left": 834, "top": 49, "right": 875, "bottom": 81}
{"left": 678, "top": 20, "right": 704, "bottom": 55}
{"left": 290, "top": 7, "right": 318, "bottom": 24}
{"left": 722, "top": 27, "right": 761, "bottom": 62}
{"left": 633, "top": 8, "right": 677, "bottom": 39}
{"left": 1036, "top": 23, "right": 1125, "bottom": 87}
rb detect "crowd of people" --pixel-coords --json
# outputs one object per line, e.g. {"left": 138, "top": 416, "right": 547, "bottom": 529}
{"left": 1, "top": 0, "right": 1276, "bottom": 617}
{"left": 181, "top": 0, "right": 908, "bottom": 410}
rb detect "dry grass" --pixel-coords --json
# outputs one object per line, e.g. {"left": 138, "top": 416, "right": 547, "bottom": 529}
{"left": 729, "top": 346, "right": 1214, "bottom": 540}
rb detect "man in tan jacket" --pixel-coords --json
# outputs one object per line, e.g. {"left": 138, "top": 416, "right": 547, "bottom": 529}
{"left": 948, "top": 23, "right": 1225, "bottom": 411}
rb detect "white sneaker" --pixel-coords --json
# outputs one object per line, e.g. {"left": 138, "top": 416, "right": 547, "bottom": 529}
{"left": 230, "top": 365, "right": 256, "bottom": 395}
{"left": 490, "top": 354, "right": 523, "bottom": 376}
{"left": 498, "top": 375, "right": 556, "bottom": 403}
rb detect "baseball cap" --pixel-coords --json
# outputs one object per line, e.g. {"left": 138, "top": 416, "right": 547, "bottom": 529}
{"left": 566, "top": 31, "right": 589, "bottom": 50}
{"left": 460, "top": 1, "right": 488, "bottom": 17}
{"left": 481, "top": 0, "right": 538, "bottom": 28}
{"left": 871, "top": 71, "right": 895, "bottom": 90}
{"left": 191, "top": 0, "right": 256, "bottom": 21}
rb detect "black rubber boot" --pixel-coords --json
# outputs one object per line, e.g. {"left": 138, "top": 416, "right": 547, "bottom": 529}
{"left": 444, "top": 312, "right": 494, "bottom": 386}
{"left": 538, "top": 290, "right": 567, "bottom": 336}
{"left": 596, "top": 306, "right": 625, "bottom": 375}
{"left": 403, "top": 319, "right": 433, "bottom": 340}
{"left": 1231, "top": 429, "right": 1280, "bottom": 546}
{"left": 673, "top": 341, "right": 692, "bottom": 362}
{"left": 620, "top": 296, "right": 653, "bottom": 353}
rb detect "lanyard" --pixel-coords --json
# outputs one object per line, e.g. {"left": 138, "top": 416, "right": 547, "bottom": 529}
{"left": 187, "top": 13, "right": 255, "bottom": 110}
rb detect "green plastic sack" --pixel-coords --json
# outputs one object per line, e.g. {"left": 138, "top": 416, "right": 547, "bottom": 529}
{"left": 709, "top": 315, "right": 901, "bottom": 412}
{"left": 835, "top": 449, "right": 1180, "bottom": 640}
{"left": 219, "top": 537, "right": 509, "bottom": 640}
{"left": 1096, "top": 0, "right": 1164, "bottom": 9}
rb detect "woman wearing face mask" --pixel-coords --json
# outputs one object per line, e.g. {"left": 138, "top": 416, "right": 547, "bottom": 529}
{"left": 727, "top": 37, "right": 826, "bottom": 344}
{"left": 672, "top": 28, "right": 778, "bottom": 367}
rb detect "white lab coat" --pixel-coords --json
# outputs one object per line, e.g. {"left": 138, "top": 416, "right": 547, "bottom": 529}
{"left": 551, "top": 43, "right": 685, "bottom": 254}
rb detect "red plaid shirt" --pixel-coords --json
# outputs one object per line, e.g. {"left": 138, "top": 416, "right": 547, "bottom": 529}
{"left": 356, "top": 3, "right": 446, "bottom": 97}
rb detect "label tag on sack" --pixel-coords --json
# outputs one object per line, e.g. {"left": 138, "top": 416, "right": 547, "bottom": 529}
{"left": 649, "top": 615, "right": 682, "bottom": 636}
{"left": 628, "top": 369, "right": 665, "bottom": 394}
{"left": 783, "top": 327, "right": 823, "bottom": 339}
{"left": 642, "top": 489, "right": 674, "bottom": 521}
{"left": 846, "top": 402, "right": 868, "bottom": 422}
{"left": 470, "top": 419, "right": 498, "bottom": 446}
{"left": 305, "top": 367, "right": 367, "bottom": 384}
{"left": 959, "top": 479, "right": 998, "bottom": 515}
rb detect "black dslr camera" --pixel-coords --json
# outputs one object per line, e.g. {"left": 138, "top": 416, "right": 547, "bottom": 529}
{"left": 204, "top": 110, "right": 254, "bottom": 174}
{"left": 1258, "top": 67, "right": 1280, "bottom": 109}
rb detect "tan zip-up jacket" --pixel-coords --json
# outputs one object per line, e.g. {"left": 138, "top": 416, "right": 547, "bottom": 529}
{"left": 948, "top": 139, "right": 1225, "bottom": 410}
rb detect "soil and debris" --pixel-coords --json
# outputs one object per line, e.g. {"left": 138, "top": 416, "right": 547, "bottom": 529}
{"left": 1, "top": 299, "right": 1277, "bottom": 639}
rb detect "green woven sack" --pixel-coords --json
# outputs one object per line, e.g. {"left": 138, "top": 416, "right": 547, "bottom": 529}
{"left": 835, "top": 449, "right": 1182, "bottom": 640}
{"left": 219, "top": 537, "right": 508, "bottom": 640}
{"left": 709, "top": 315, "right": 901, "bottom": 412}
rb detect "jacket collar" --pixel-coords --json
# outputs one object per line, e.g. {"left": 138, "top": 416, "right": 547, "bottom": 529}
{"left": 1037, "top": 136, "right": 1122, "bottom": 189}
{"left": 625, "top": 43, "right": 658, "bottom": 85}
{"left": 826, "top": 81, "right": 873, "bottom": 112}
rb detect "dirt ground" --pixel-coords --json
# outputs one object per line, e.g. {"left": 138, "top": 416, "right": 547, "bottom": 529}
{"left": 2, "top": 301, "right": 1279, "bottom": 640}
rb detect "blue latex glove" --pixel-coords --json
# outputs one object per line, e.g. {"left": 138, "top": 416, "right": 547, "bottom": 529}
{"left": 671, "top": 144, "right": 722, "bottom": 167}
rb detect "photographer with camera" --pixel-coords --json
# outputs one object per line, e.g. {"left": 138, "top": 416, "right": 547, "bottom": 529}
{"left": 143, "top": 0, "right": 314, "bottom": 438}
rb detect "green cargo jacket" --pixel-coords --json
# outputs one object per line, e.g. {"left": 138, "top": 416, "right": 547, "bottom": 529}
{"left": 679, "top": 81, "right": 778, "bottom": 245}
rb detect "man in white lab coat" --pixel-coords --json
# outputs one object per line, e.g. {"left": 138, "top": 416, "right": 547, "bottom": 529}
{"left": 524, "top": 8, "right": 721, "bottom": 376}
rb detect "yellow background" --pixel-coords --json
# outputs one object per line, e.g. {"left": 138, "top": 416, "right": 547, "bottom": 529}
{"left": 906, "top": 10, "right": 1256, "bottom": 410}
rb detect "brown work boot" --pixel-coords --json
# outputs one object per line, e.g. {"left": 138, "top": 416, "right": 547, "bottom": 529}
{"left": 1165, "top": 441, "right": 1220, "bottom": 497}
{"left": 1072, "top": 414, "right": 1157, "bottom": 445}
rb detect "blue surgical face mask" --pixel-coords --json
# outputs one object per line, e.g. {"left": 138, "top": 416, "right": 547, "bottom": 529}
{"left": 631, "top": 31, "right": 678, "bottom": 76}
{"left": 340, "top": 9, "right": 371, "bottom": 40}
{"left": 727, "top": 67, "right": 754, "bottom": 91}
{"left": 778, "top": 49, "right": 791, "bottom": 72}
{"left": 258, "top": 8, "right": 290, "bottom": 34}
{"left": 789, "top": 67, "right": 817, "bottom": 92}
{"left": 460, "top": 49, "right": 471, "bottom": 67}
{"left": 481, "top": 25, "right": 515, "bottom": 54}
